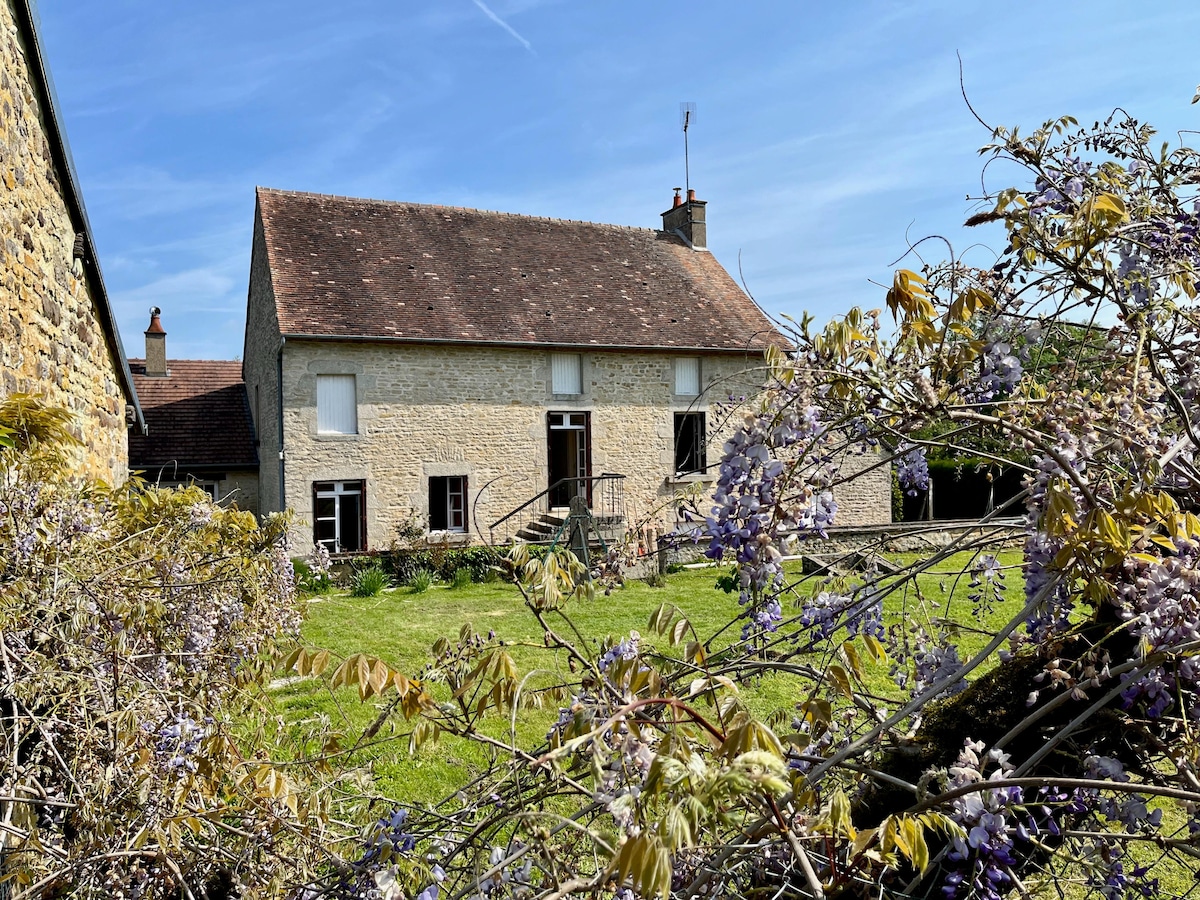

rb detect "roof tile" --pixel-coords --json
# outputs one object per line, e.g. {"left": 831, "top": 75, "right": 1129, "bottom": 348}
{"left": 256, "top": 188, "right": 782, "bottom": 352}
{"left": 128, "top": 360, "right": 258, "bottom": 471}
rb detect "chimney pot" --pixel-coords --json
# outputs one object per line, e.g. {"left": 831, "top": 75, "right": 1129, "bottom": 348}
{"left": 145, "top": 306, "right": 165, "bottom": 335}
{"left": 660, "top": 189, "right": 707, "bottom": 250}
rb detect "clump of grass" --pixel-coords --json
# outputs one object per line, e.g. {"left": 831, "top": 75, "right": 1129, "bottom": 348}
{"left": 408, "top": 569, "right": 434, "bottom": 594}
{"left": 351, "top": 564, "right": 388, "bottom": 597}
{"left": 641, "top": 570, "right": 668, "bottom": 588}
{"left": 450, "top": 567, "right": 473, "bottom": 590}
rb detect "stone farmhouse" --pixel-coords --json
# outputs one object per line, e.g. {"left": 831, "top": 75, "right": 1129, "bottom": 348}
{"left": 128, "top": 309, "right": 259, "bottom": 513}
{"left": 244, "top": 187, "right": 891, "bottom": 554}
{"left": 0, "top": 0, "right": 143, "bottom": 480}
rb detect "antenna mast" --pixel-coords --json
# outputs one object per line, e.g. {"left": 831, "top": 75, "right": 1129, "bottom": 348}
{"left": 679, "top": 101, "right": 696, "bottom": 196}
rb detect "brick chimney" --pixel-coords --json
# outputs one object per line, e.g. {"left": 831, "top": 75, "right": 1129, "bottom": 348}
{"left": 144, "top": 307, "right": 168, "bottom": 377}
{"left": 661, "top": 187, "right": 707, "bottom": 250}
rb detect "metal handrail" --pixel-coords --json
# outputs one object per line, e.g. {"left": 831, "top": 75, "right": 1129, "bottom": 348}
{"left": 489, "top": 473, "right": 625, "bottom": 531}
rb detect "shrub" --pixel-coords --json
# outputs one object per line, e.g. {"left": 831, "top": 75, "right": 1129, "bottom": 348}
{"left": 450, "top": 566, "right": 473, "bottom": 589}
{"left": 0, "top": 396, "right": 334, "bottom": 895}
{"left": 351, "top": 563, "right": 389, "bottom": 597}
{"left": 293, "top": 555, "right": 333, "bottom": 595}
{"left": 384, "top": 544, "right": 506, "bottom": 583}
{"left": 641, "top": 569, "right": 668, "bottom": 588}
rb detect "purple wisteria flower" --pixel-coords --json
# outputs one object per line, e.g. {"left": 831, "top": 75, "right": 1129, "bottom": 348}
{"left": 974, "top": 341, "right": 1024, "bottom": 401}
{"left": 701, "top": 397, "right": 840, "bottom": 639}
{"left": 896, "top": 444, "right": 930, "bottom": 496}
{"left": 151, "top": 713, "right": 209, "bottom": 774}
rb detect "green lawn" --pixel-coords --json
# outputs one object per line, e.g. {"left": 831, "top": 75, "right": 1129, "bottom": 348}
{"left": 272, "top": 549, "right": 1028, "bottom": 808}
{"left": 271, "top": 550, "right": 1200, "bottom": 896}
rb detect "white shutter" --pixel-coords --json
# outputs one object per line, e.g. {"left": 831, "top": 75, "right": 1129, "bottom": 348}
{"left": 317, "top": 375, "right": 358, "bottom": 434}
{"left": 675, "top": 357, "right": 700, "bottom": 396}
{"left": 551, "top": 353, "right": 582, "bottom": 395}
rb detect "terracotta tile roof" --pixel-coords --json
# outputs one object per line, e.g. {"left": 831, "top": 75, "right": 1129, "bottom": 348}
{"left": 128, "top": 360, "right": 258, "bottom": 472}
{"left": 256, "top": 188, "right": 782, "bottom": 352}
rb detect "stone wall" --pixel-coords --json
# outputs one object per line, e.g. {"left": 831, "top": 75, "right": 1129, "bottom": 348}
{"left": 273, "top": 341, "right": 780, "bottom": 550}
{"left": 830, "top": 444, "right": 892, "bottom": 528}
{"left": 242, "top": 211, "right": 282, "bottom": 512}
{"left": 0, "top": 1, "right": 128, "bottom": 482}
{"left": 267, "top": 341, "right": 894, "bottom": 551}
{"left": 664, "top": 520, "right": 1024, "bottom": 569}
{"left": 216, "top": 471, "right": 259, "bottom": 517}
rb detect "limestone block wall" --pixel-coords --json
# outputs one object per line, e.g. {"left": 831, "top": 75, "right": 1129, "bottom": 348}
{"left": 830, "top": 444, "right": 892, "bottom": 528}
{"left": 216, "top": 471, "right": 260, "bottom": 517}
{"left": 275, "top": 341, "right": 769, "bottom": 550}
{"left": 0, "top": 1, "right": 127, "bottom": 482}
{"left": 242, "top": 212, "right": 283, "bottom": 511}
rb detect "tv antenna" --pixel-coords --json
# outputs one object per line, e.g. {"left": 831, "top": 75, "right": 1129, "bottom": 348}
{"left": 679, "top": 101, "right": 696, "bottom": 196}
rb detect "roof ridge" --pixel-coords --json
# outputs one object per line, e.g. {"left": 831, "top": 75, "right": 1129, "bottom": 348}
{"left": 129, "top": 357, "right": 243, "bottom": 365}
{"left": 256, "top": 186, "right": 659, "bottom": 234}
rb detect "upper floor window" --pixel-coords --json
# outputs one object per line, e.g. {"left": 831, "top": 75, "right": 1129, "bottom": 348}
{"left": 317, "top": 374, "right": 357, "bottom": 434}
{"left": 551, "top": 353, "right": 582, "bottom": 396}
{"left": 675, "top": 357, "right": 701, "bottom": 396}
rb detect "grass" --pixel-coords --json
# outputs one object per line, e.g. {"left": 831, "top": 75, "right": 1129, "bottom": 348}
{"left": 273, "top": 549, "right": 1028, "bottom": 808}
{"left": 350, "top": 563, "right": 389, "bottom": 597}
{"left": 276, "top": 571, "right": 734, "bottom": 804}
{"left": 273, "top": 548, "right": 1200, "bottom": 895}
{"left": 407, "top": 569, "right": 434, "bottom": 593}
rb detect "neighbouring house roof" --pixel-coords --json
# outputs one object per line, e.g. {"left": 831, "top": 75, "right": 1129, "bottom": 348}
{"left": 128, "top": 360, "right": 258, "bottom": 474}
{"left": 255, "top": 187, "right": 782, "bottom": 353}
{"left": 11, "top": 0, "right": 143, "bottom": 429}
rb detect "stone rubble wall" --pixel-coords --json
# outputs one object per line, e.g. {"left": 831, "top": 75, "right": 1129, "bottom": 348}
{"left": 0, "top": 1, "right": 128, "bottom": 482}
{"left": 663, "top": 519, "right": 1024, "bottom": 569}
{"left": 217, "top": 471, "right": 260, "bottom": 517}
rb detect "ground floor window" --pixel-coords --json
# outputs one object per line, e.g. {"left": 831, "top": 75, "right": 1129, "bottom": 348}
{"left": 674, "top": 412, "right": 706, "bottom": 475}
{"left": 313, "top": 480, "right": 366, "bottom": 552}
{"left": 162, "top": 479, "right": 219, "bottom": 501}
{"left": 429, "top": 475, "right": 468, "bottom": 532}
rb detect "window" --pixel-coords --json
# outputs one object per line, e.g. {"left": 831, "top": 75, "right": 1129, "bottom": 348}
{"left": 194, "top": 481, "right": 219, "bottom": 501}
{"left": 547, "top": 412, "right": 591, "bottom": 507}
{"left": 313, "top": 480, "right": 366, "bottom": 552}
{"left": 429, "top": 475, "right": 468, "bottom": 532}
{"left": 317, "top": 374, "right": 357, "bottom": 434}
{"left": 674, "top": 412, "right": 706, "bottom": 475}
{"left": 675, "top": 357, "right": 701, "bottom": 396}
{"left": 163, "top": 479, "right": 219, "bottom": 501}
{"left": 551, "top": 353, "right": 582, "bottom": 395}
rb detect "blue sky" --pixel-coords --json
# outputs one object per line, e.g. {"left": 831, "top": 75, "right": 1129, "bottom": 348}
{"left": 34, "top": 0, "right": 1200, "bottom": 360}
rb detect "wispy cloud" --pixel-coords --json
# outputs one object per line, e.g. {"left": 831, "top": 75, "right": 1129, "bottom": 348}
{"left": 471, "top": 0, "right": 535, "bottom": 54}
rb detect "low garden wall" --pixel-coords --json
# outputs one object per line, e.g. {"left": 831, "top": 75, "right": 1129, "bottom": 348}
{"left": 659, "top": 518, "right": 1025, "bottom": 571}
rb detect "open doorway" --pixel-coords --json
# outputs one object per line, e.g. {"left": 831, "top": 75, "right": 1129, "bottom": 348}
{"left": 547, "top": 412, "right": 590, "bottom": 508}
